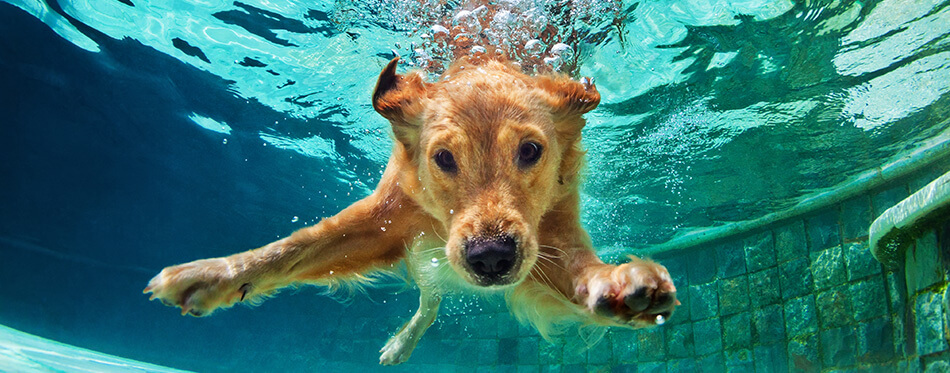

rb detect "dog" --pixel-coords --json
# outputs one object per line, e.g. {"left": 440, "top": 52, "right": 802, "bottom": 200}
{"left": 144, "top": 54, "right": 678, "bottom": 365}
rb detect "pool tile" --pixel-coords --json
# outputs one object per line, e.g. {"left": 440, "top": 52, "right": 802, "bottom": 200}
{"left": 753, "top": 304, "right": 785, "bottom": 344}
{"left": 693, "top": 318, "right": 723, "bottom": 355}
{"left": 820, "top": 325, "right": 857, "bottom": 368}
{"left": 748, "top": 268, "right": 780, "bottom": 307}
{"left": 717, "top": 241, "right": 747, "bottom": 278}
{"left": 850, "top": 276, "right": 887, "bottom": 321}
{"left": 806, "top": 209, "right": 841, "bottom": 252}
{"left": 722, "top": 312, "right": 752, "bottom": 349}
{"left": 743, "top": 231, "right": 775, "bottom": 272}
{"left": 784, "top": 295, "right": 817, "bottom": 338}
{"left": 844, "top": 242, "right": 881, "bottom": 281}
{"left": 689, "top": 282, "right": 719, "bottom": 320}
{"left": 718, "top": 275, "right": 750, "bottom": 315}
{"left": 780, "top": 258, "right": 813, "bottom": 299}
{"left": 816, "top": 286, "right": 854, "bottom": 328}
{"left": 774, "top": 221, "right": 807, "bottom": 262}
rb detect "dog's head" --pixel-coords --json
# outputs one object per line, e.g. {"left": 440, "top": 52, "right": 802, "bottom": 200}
{"left": 373, "top": 57, "right": 599, "bottom": 288}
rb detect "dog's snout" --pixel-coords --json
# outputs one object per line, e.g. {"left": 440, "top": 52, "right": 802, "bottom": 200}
{"left": 465, "top": 235, "right": 517, "bottom": 282}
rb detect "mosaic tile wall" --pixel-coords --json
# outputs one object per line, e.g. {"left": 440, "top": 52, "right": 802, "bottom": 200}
{"left": 316, "top": 165, "right": 950, "bottom": 372}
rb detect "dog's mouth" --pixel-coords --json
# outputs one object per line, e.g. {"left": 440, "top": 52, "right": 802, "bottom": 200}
{"left": 463, "top": 234, "right": 523, "bottom": 287}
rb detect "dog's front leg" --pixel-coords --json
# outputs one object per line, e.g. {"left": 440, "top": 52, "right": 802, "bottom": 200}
{"left": 144, "top": 183, "right": 421, "bottom": 317}
{"left": 379, "top": 289, "right": 441, "bottom": 365}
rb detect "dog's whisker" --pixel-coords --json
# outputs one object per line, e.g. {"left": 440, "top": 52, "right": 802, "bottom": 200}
{"left": 531, "top": 265, "right": 558, "bottom": 291}
{"left": 538, "top": 244, "right": 568, "bottom": 258}
{"left": 535, "top": 257, "right": 567, "bottom": 275}
{"left": 429, "top": 222, "right": 449, "bottom": 244}
{"left": 535, "top": 252, "right": 566, "bottom": 271}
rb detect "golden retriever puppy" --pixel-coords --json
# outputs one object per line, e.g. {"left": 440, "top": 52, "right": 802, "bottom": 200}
{"left": 144, "top": 56, "right": 678, "bottom": 365}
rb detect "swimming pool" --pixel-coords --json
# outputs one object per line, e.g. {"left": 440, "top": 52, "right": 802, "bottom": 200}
{"left": 1, "top": 0, "right": 948, "bottom": 371}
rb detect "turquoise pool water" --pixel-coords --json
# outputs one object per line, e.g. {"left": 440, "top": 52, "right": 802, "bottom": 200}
{"left": 1, "top": 0, "right": 949, "bottom": 371}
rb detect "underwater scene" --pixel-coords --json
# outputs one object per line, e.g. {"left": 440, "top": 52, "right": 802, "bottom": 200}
{"left": 1, "top": 0, "right": 950, "bottom": 371}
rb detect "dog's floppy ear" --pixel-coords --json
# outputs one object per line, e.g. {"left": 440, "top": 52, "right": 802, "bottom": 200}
{"left": 537, "top": 75, "right": 600, "bottom": 137}
{"left": 537, "top": 76, "right": 600, "bottom": 117}
{"left": 373, "top": 57, "right": 428, "bottom": 147}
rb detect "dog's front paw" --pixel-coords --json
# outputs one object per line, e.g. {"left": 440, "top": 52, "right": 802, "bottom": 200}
{"left": 143, "top": 258, "right": 248, "bottom": 317}
{"left": 379, "top": 331, "right": 414, "bottom": 365}
{"left": 575, "top": 256, "right": 678, "bottom": 327}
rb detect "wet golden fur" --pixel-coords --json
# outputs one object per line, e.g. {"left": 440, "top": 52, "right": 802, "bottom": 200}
{"left": 145, "top": 56, "right": 678, "bottom": 365}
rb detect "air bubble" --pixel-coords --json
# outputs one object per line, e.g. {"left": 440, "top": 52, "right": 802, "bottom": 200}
{"left": 291, "top": 216, "right": 299, "bottom": 223}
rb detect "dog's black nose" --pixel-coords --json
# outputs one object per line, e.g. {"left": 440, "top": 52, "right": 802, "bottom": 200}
{"left": 465, "top": 235, "right": 517, "bottom": 282}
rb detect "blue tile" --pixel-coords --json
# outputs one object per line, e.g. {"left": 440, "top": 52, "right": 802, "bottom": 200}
{"left": 667, "top": 358, "right": 697, "bottom": 373}
{"left": 717, "top": 241, "right": 747, "bottom": 278}
{"left": 840, "top": 195, "right": 872, "bottom": 241}
{"left": 722, "top": 312, "right": 752, "bottom": 349}
{"left": 774, "top": 221, "right": 807, "bottom": 262}
{"left": 693, "top": 318, "right": 723, "bottom": 355}
{"left": 666, "top": 323, "right": 694, "bottom": 358}
{"left": 587, "top": 336, "right": 611, "bottom": 365}
{"left": 787, "top": 333, "right": 820, "bottom": 372}
{"left": 810, "top": 246, "right": 847, "bottom": 290}
{"left": 924, "top": 360, "right": 950, "bottom": 373}
{"left": 908, "top": 231, "right": 943, "bottom": 293}
{"left": 609, "top": 329, "right": 637, "bottom": 364}
{"left": 780, "top": 257, "right": 813, "bottom": 299}
{"left": 857, "top": 317, "right": 894, "bottom": 364}
{"left": 478, "top": 339, "right": 499, "bottom": 365}
{"left": 457, "top": 339, "right": 480, "bottom": 365}
{"left": 695, "top": 353, "right": 725, "bottom": 373}
{"left": 885, "top": 270, "right": 907, "bottom": 315}
{"left": 844, "top": 242, "right": 881, "bottom": 281}
{"left": 610, "top": 364, "right": 637, "bottom": 373}
{"left": 724, "top": 349, "right": 754, "bottom": 372}
{"left": 561, "top": 364, "right": 587, "bottom": 373}
{"left": 637, "top": 361, "right": 667, "bottom": 373}
{"left": 688, "top": 246, "right": 718, "bottom": 285}
{"left": 820, "top": 325, "right": 857, "bottom": 368}
{"left": 663, "top": 256, "right": 689, "bottom": 298}
{"left": 718, "top": 275, "right": 750, "bottom": 316}
{"left": 561, "top": 336, "right": 588, "bottom": 365}
{"left": 816, "top": 286, "right": 854, "bottom": 328}
{"left": 637, "top": 327, "right": 666, "bottom": 361}
{"left": 689, "top": 282, "right": 719, "bottom": 320}
{"left": 517, "top": 365, "right": 541, "bottom": 373}
{"left": 753, "top": 343, "right": 788, "bottom": 373}
{"left": 743, "top": 231, "right": 775, "bottom": 273}
{"left": 753, "top": 304, "right": 785, "bottom": 344}
{"left": 784, "top": 295, "right": 817, "bottom": 338}
{"left": 539, "top": 338, "right": 562, "bottom": 365}
{"left": 748, "top": 268, "right": 780, "bottom": 307}
{"left": 806, "top": 209, "right": 841, "bottom": 251}
{"left": 499, "top": 338, "right": 518, "bottom": 364}
{"left": 916, "top": 291, "right": 949, "bottom": 355}
{"left": 517, "top": 337, "right": 540, "bottom": 365}
{"left": 497, "top": 313, "right": 521, "bottom": 338}
{"left": 850, "top": 276, "right": 887, "bottom": 321}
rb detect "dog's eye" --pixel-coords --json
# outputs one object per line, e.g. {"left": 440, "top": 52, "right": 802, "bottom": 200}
{"left": 517, "top": 142, "right": 543, "bottom": 168}
{"left": 434, "top": 149, "right": 457, "bottom": 173}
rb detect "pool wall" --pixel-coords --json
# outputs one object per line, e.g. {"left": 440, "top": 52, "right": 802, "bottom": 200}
{"left": 337, "top": 152, "right": 950, "bottom": 372}
{"left": 642, "top": 157, "right": 950, "bottom": 372}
